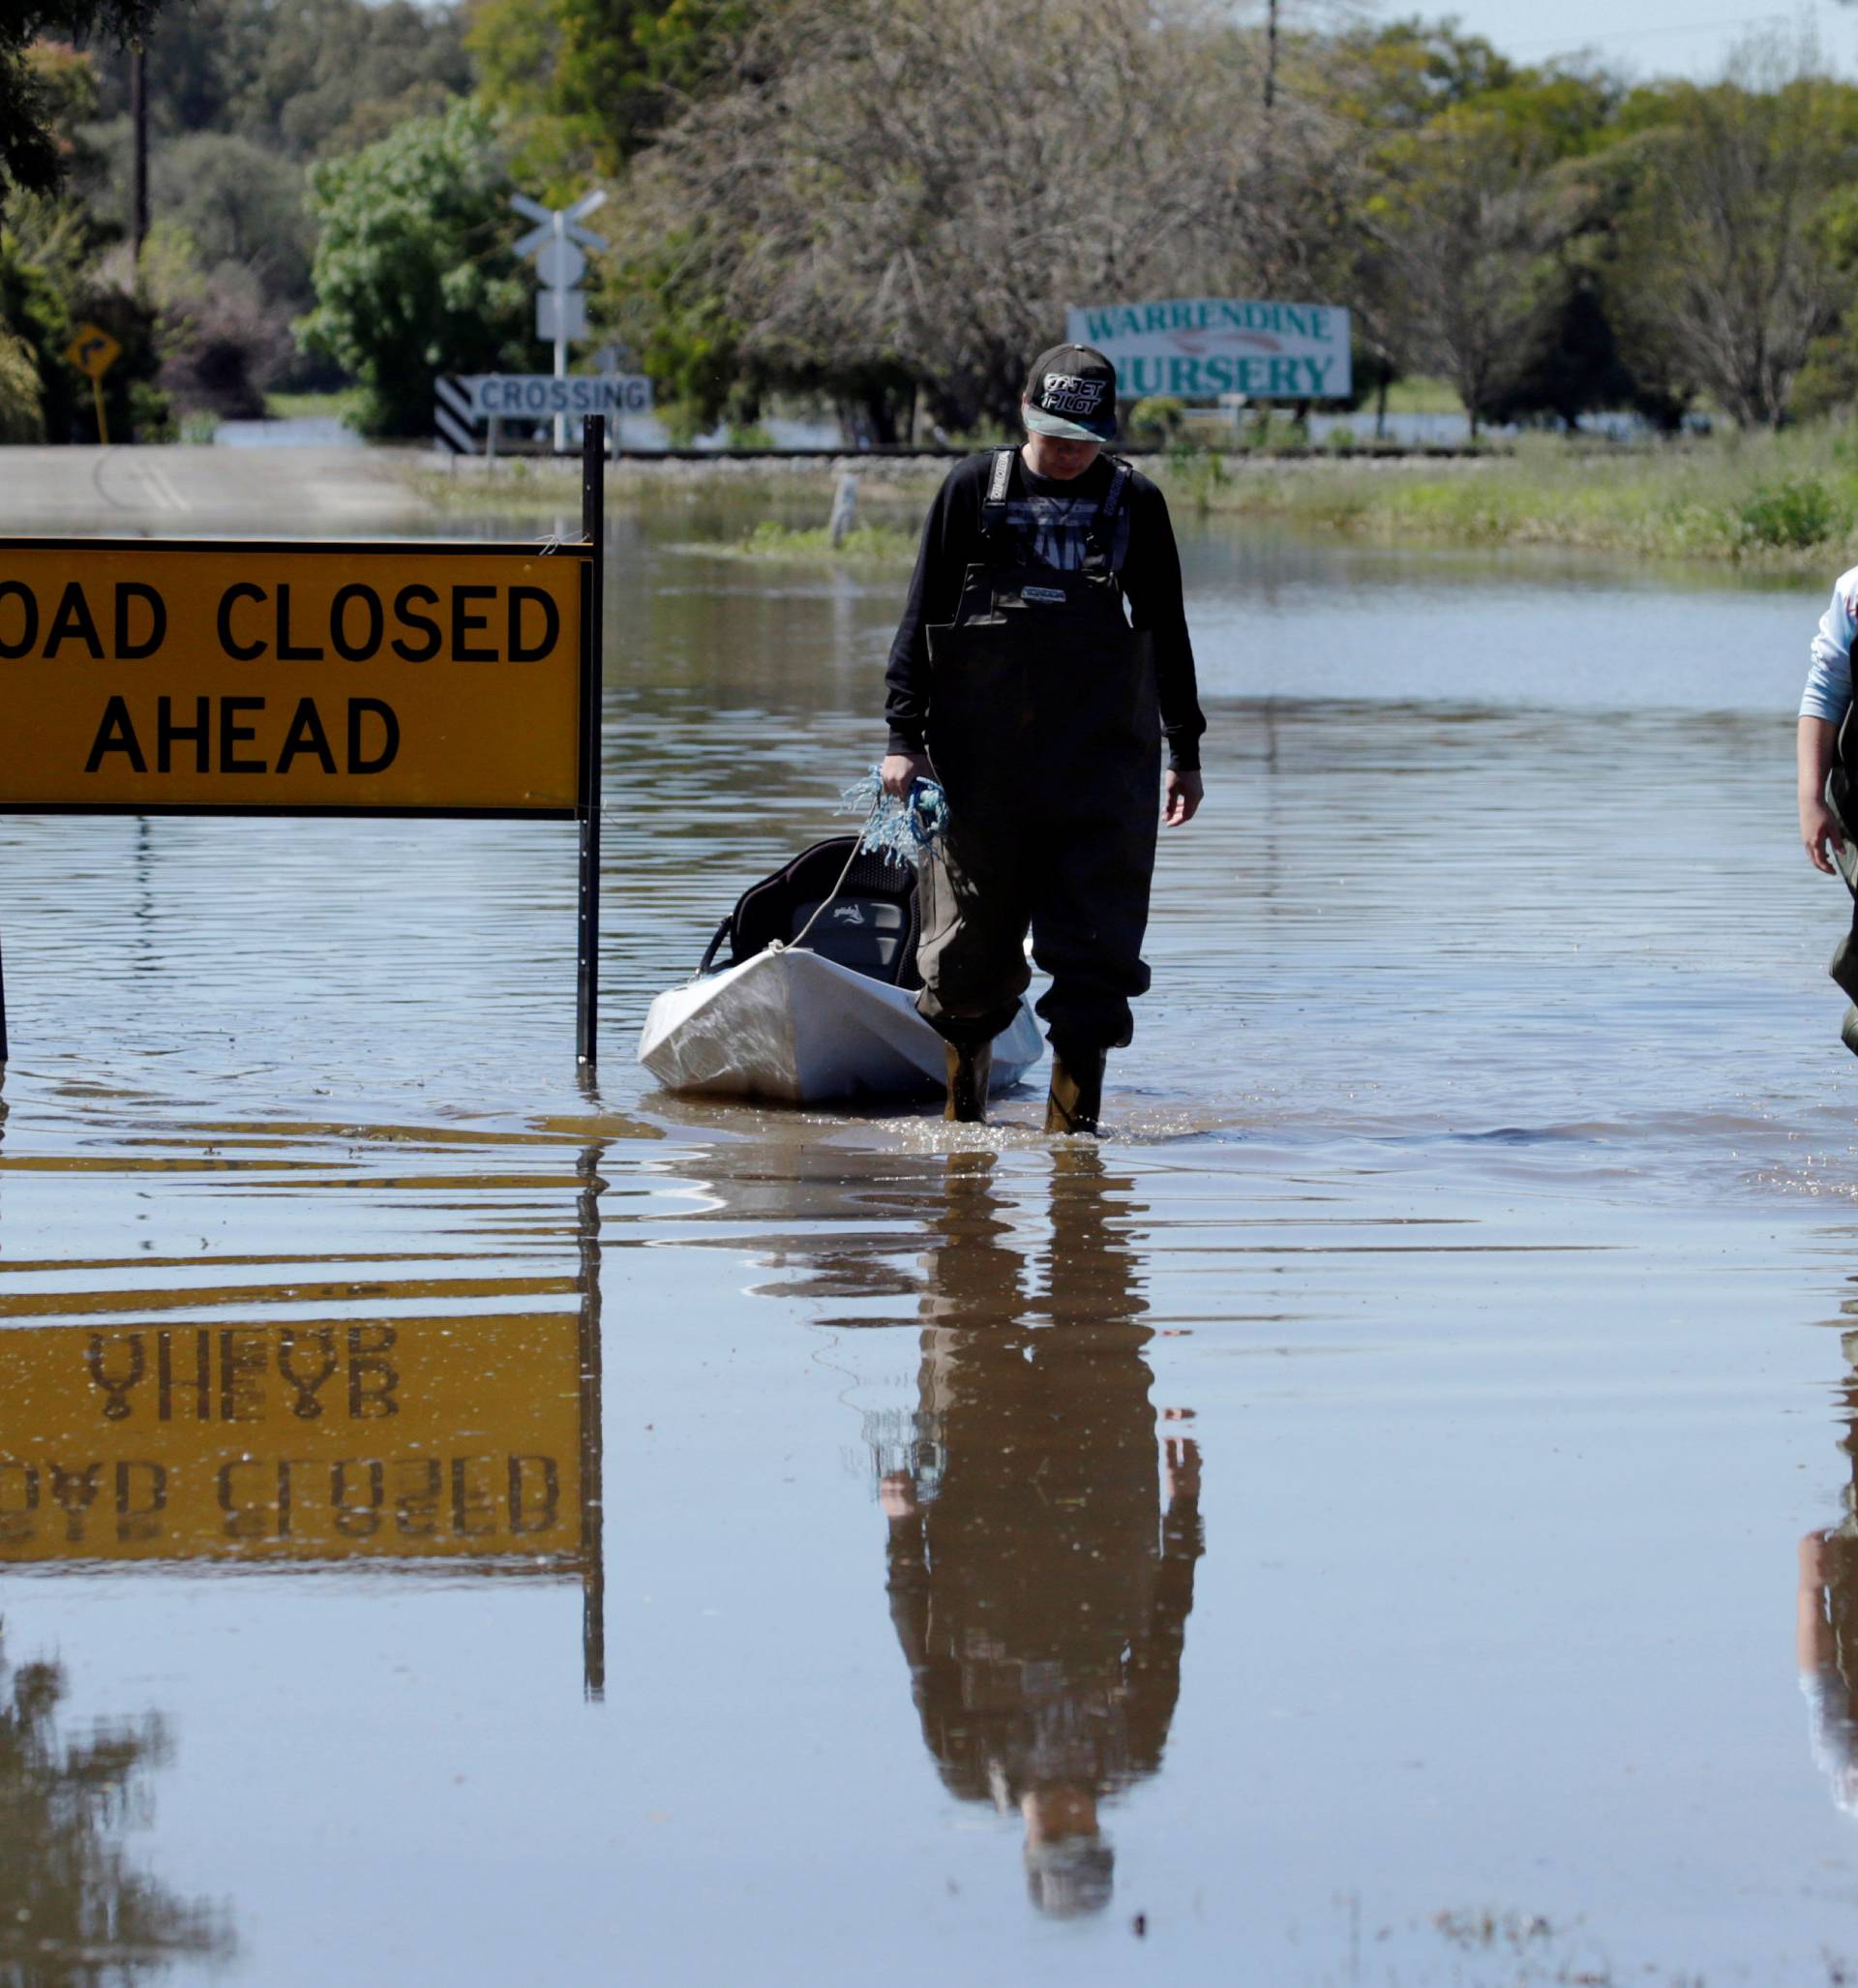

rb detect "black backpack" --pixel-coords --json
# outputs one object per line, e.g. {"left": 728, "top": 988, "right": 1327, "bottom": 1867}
{"left": 697, "top": 836, "right": 922, "bottom": 988}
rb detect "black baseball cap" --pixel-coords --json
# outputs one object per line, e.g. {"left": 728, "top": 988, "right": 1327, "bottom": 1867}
{"left": 1023, "top": 345, "right": 1118, "bottom": 442}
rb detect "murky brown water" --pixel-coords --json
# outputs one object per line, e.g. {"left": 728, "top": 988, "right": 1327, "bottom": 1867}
{"left": 2, "top": 490, "right": 1858, "bottom": 1983}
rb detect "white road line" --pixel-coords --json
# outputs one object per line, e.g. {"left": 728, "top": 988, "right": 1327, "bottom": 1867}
{"left": 138, "top": 461, "right": 189, "bottom": 512}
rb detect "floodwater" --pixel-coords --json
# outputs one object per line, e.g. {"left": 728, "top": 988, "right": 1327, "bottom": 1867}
{"left": 3, "top": 487, "right": 1858, "bottom": 1985}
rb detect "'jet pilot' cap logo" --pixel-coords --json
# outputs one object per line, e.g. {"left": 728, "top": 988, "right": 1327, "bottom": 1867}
{"left": 1023, "top": 344, "right": 1118, "bottom": 442}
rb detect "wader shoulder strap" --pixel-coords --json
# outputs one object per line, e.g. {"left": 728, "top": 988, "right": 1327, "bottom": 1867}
{"left": 1101, "top": 456, "right": 1132, "bottom": 523}
{"left": 979, "top": 446, "right": 1021, "bottom": 564}
{"left": 1082, "top": 456, "right": 1135, "bottom": 578}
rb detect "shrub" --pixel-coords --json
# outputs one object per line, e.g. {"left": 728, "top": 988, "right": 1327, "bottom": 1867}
{"left": 1163, "top": 447, "right": 1230, "bottom": 512}
{"left": 0, "top": 330, "right": 45, "bottom": 442}
{"left": 1124, "top": 395, "right": 1185, "bottom": 445}
{"left": 140, "top": 226, "right": 291, "bottom": 420}
{"left": 1737, "top": 476, "right": 1843, "bottom": 550}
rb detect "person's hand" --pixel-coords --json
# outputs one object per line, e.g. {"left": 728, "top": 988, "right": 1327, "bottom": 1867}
{"left": 1804, "top": 796, "right": 1845, "bottom": 875}
{"left": 1164, "top": 768, "right": 1203, "bottom": 827}
{"left": 880, "top": 1470, "right": 918, "bottom": 1521}
{"left": 882, "top": 752, "right": 930, "bottom": 800}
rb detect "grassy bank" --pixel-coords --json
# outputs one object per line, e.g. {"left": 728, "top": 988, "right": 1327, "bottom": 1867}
{"left": 264, "top": 387, "right": 365, "bottom": 426}
{"left": 704, "top": 520, "right": 918, "bottom": 563}
{"left": 395, "top": 422, "right": 1858, "bottom": 574}
{"left": 403, "top": 454, "right": 944, "bottom": 517}
{"left": 1154, "top": 426, "right": 1858, "bottom": 570}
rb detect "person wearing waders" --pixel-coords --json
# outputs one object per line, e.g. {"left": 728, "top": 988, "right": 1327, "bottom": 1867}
{"left": 881, "top": 346, "right": 1206, "bottom": 1132}
{"left": 1800, "top": 567, "right": 1858, "bottom": 1048}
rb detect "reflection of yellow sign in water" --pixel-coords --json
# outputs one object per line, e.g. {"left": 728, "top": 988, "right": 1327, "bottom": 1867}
{"left": 0, "top": 1314, "right": 584, "bottom": 1564}
{"left": 0, "top": 541, "right": 588, "bottom": 816}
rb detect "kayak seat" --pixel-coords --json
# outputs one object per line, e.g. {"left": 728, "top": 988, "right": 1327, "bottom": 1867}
{"left": 698, "top": 835, "right": 922, "bottom": 988}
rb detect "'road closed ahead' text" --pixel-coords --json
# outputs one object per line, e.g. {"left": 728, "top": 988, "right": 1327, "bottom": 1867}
{"left": 0, "top": 540, "right": 589, "bottom": 815}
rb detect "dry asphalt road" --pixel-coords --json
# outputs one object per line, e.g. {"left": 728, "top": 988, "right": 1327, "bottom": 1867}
{"left": 1, "top": 444, "right": 433, "bottom": 534}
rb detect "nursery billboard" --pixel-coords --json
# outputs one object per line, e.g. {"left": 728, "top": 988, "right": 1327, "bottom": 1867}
{"left": 1065, "top": 297, "right": 1352, "bottom": 402}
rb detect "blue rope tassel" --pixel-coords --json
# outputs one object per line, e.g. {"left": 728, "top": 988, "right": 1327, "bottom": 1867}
{"left": 837, "top": 767, "right": 948, "bottom": 865}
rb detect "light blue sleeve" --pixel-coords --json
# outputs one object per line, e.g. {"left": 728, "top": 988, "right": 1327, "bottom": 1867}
{"left": 1803, "top": 577, "right": 1856, "bottom": 722}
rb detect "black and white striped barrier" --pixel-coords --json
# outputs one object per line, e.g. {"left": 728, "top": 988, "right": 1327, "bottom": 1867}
{"left": 434, "top": 377, "right": 480, "bottom": 456}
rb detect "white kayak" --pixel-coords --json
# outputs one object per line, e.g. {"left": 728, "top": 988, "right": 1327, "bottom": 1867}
{"left": 637, "top": 943, "right": 1044, "bottom": 1104}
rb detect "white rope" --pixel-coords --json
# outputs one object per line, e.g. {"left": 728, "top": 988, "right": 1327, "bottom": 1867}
{"left": 780, "top": 798, "right": 885, "bottom": 955}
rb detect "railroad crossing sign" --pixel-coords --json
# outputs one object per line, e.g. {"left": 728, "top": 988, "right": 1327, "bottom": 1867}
{"left": 511, "top": 189, "right": 608, "bottom": 450}
{"left": 65, "top": 324, "right": 121, "bottom": 379}
{"left": 511, "top": 190, "right": 607, "bottom": 261}
{"left": 65, "top": 323, "right": 122, "bottom": 444}
{"left": 532, "top": 236, "right": 586, "bottom": 290}
{"left": 433, "top": 374, "right": 649, "bottom": 457}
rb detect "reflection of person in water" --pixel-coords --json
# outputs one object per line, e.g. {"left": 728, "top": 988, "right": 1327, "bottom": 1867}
{"left": 1799, "top": 1328, "right": 1858, "bottom": 1813}
{"left": 878, "top": 1147, "right": 1202, "bottom": 1916}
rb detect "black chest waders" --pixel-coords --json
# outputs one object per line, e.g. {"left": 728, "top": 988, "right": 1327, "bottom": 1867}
{"left": 916, "top": 449, "right": 1162, "bottom": 1056}
{"left": 1827, "top": 711, "right": 1858, "bottom": 1054}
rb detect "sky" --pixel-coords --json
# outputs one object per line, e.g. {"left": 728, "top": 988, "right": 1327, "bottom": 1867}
{"left": 1419, "top": 0, "right": 1854, "bottom": 77}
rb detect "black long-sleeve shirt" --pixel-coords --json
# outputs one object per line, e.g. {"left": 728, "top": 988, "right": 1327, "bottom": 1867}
{"left": 884, "top": 451, "right": 1208, "bottom": 773}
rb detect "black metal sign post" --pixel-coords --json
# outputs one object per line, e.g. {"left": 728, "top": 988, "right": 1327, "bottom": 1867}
{"left": 577, "top": 414, "right": 605, "bottom": 1066}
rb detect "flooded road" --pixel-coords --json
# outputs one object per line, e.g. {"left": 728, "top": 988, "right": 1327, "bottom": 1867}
{"left": 1, "top": 495, "right": 1856, "bottom": 1983}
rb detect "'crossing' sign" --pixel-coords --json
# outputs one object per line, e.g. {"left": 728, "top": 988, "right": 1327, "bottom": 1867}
{"left": 435, "top": 375, "right": 651, "bottom": 455}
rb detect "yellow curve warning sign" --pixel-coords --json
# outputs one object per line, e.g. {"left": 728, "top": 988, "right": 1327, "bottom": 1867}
{"left": 0, "top": 1313, "right": 586, "bottom": 1565}
{"left": 64, "top": 324, "right": 121, "bottom": 379}
{"left": 0, "top": 540, "right": 588, "bottom": 816}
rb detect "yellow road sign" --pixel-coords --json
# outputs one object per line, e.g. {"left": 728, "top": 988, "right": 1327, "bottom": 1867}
{"left": 0, "top": 1312, "right": 585, "bottom": 1564}
{"left": 0, "top": 539, "right": 589, "bottom": 815}
{"left": 64, "top": 324, "right": 121, "bottom": 379}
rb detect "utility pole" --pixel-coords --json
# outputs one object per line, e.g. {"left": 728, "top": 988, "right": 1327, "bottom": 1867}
{"left": 129, "top": 41, "right": 148, "bottom": 264}
{"left": 1258, "top": 0, "right": 1280, "bottom": 292}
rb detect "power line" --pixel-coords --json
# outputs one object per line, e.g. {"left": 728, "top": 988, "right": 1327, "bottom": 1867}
{"left": 1503, "top": 8, "right": 1798, "bottom": 52}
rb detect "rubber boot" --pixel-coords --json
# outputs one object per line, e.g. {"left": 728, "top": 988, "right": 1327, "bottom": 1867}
{"left": 1044, "top": 1045, "right": 1106, "bottom": 1136}
{"left": 944, "top": 1040, "right": 992, "bottom": 1123}
{"left": 1831, "top": 931, "right": 1858, "bottom": 1057}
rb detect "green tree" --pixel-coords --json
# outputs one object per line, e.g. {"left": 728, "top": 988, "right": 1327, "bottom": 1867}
{"left": 1361, "top": 105, "right": 1578, "bottom": 433}
{"left": 1334, "top": 16, "right": 1520, "bottom": 132}
{"left": 1480, "top": 273, "right": 1647, "bottom": 431}
{"left": 0, "top": 224, "right": 75, "bottom": 437}
{"left": 87, "top": 0, "right": 474, "bottom": 159}
{"left": 296, "top": 101, "right": 531, "bottom": 436}
{"left": 0, "top": 1, "right": 159, "bottom": 196}
{"left": 467, "top": 0, "right": 745, "bottom": 184}
{"left": 0, "top": 330, "right": 46, "bottom": 442}
{"left": 1599, "top": 68, "right": 1858, "bottom": 427}
{"left": 0, "top": 182, "right": 172, "bottom": 442}
{"left": 152, "top": 132, "right": 312, "bottom": 304}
